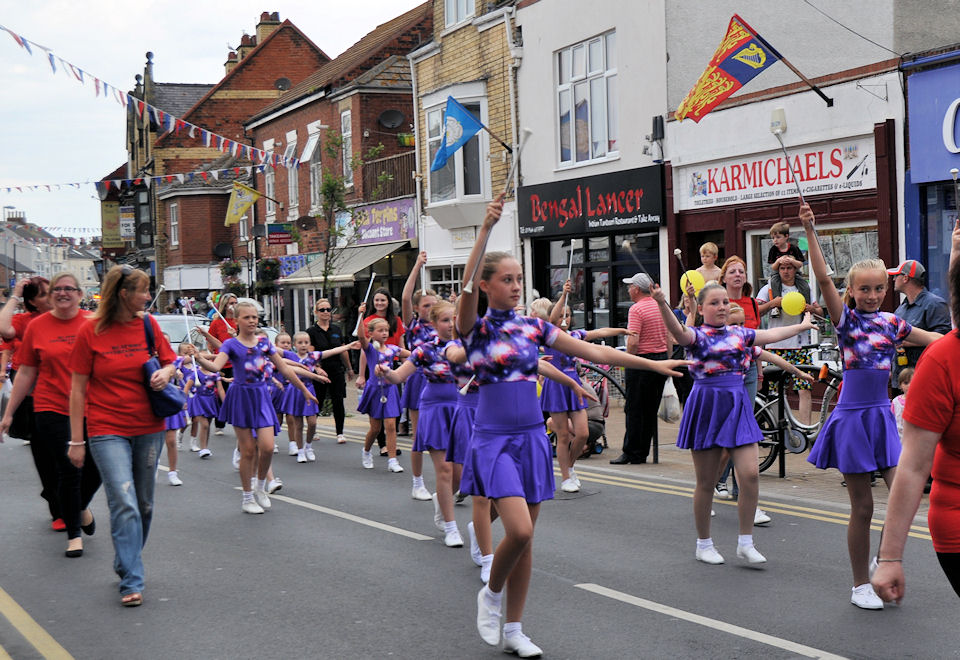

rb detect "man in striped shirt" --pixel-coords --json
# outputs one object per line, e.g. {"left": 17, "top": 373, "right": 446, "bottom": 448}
{"left": 610, "top": 273, "right": 668, "bottom": 464}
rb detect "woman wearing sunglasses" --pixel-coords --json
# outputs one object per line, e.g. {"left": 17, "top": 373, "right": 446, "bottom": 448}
{"left": 305, "top": 299, "right": 355, "bottom": 444}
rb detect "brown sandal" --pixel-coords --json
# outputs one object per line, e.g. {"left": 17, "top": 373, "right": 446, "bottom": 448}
{"left": 121, "top": 593, "right": 143, "bottom": 607}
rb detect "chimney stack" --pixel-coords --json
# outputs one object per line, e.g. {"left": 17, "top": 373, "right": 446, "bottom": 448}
{"left": 224, "top": 51, "right": 239, "bottom": 75}
{"left": 256, "top": 11, "right": 281, "bottom": 44}
{"left": 237, "top": 33, "right": 257, "bottom": 61}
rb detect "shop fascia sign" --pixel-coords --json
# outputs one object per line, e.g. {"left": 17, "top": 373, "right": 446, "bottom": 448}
{"left": 517, "top": 166, "right": 664, "bottom": 238}
{"left": 675, "top": 135, "right": 876, "bottom": 211}
{"left": 334, "top": 197, "right": 416, "bottom": 247}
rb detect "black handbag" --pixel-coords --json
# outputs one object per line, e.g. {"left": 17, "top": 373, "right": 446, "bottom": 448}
{"left": 142, "top": 315, "right": 187, "bottom": 418}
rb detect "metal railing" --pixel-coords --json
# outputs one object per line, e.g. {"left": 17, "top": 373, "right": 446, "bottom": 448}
{"left": 361, "top": 151, "right": 415, "bottom": 200}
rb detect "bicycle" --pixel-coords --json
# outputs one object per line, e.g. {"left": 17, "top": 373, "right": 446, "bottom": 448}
{"left": 754, "top": 343, "right": 844, "bottom": 476}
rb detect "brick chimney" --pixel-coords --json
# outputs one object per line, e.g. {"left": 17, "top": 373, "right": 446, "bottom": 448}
{"left": 256, "top": 12, "right": 281, "bottom": 43}
{"left": 237, "top": 33, "right": 257, "bottom": 61}
{"left": 224, "top": 50, "right": 239, "bottom": 75}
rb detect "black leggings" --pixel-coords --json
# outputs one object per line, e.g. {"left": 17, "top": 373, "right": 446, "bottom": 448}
{"left": 34, "top": 412, "right": 101, "bottom": 539}
{"left": 313, "top": 380, "right": 346, "bottom": 435}
{"left": 936, "top": 552, "right": 960, "bottom": 598}
{"left": 214, "top": 366, "right": 233, "bottom": 429}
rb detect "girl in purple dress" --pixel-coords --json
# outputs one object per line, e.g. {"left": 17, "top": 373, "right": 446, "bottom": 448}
{"left": 799, "top": 204, "right": 942, "bottom": 609}
{"left": 357, "top": 304, "right": 409, "bottom": 473}
{"left": 653, "top": 281, "right": 814, "bottom": 567}
{"left": 543, "top": 278, "right": 635, "bottom": 493}
{"left": 462, "top": 196, "right": 689, "bottom": 656}
{"left": 185, "top": 361, "right": 224, "bottom": 459}
{"left": 401, "top": 251, "right": 439, "bottom": 501}
{"left": 269, "top": 333, "right": 295, "bottom": 453}
{"left": 195, "top": 302, "right": 317, "bottom": 514}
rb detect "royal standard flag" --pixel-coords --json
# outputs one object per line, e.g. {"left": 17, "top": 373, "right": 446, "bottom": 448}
{"left": 675, "top": 14, "right": 782, "bottom": 123}
{"left": 430, "top": 96, "right": 484, "bottom": 172}
{"left": 224, "top": 181, "right": 262, "bottom": 227}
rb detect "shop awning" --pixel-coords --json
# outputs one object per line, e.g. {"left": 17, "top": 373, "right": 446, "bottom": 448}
{"left": 279, "top": 240, "right": 407, "bottom": 286}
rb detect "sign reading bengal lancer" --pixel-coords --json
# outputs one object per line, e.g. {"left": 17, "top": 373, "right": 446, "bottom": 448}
{"left": 517, "top": 166, "right": 664, "bottom": 237}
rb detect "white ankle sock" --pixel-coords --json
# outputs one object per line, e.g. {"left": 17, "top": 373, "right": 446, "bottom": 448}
{"left": 696, "top": 538, "right": 714, "bottom": 550}
{"left": 305, "top": 441, "right": 312, "bottom": 449}
{"left": 168, "top": 470, "right": 178, "bottom": 478}
{"left": 503, "top": 622, "right": 522, "bottom": 638}
{"left": 738, "top": 534, "right": 754, "bottom": 547}
{"left": 481, "top": 553, "right": 494, "bottom": 566}
{"left": 413, "top": 475, "right": 424, "bottom": 488}
{"left": 257, "top": 479, "right": 267, "bottom": 492}
{"left": 483, "top": 585, "right": 502, "bottom": 609}
{"left": 443, "top": 520, "right": 457, "bottom": 534}
{"left": 242, "top": 491, "right": 254, "bottom": 502}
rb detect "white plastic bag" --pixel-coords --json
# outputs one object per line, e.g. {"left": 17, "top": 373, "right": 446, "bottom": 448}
{"left": 658, "top": 377, "right": 681, "bottom": 423}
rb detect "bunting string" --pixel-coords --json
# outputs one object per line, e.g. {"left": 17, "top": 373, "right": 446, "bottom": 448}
{"left": 1, "top": 164, "right": 271, "bottom": 195}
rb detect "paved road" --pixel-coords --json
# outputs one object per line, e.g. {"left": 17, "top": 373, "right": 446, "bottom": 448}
{"left": 0, "top": 422, "right": 954, "bottom": 659}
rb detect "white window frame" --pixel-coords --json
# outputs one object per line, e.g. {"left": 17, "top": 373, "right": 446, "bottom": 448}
{"left": 285, "top": 130, "right": 299, "bottom": 218}
{"left": 444, "top": 0, "right": 474, "bottom": 27}
{"left": 341, "top": 110, "right": 353, "bottom": 187}
{"left": 306, "top": 120, "right": 326, "bottom": 214}
{"left": 556, "top": 30, "right": 618, "bottom": 168}
{"left": 169, "top": 202, "right": 179, "bottom": 247}
{"left": 238, "top": 212, "right": 249, "bottom": 241}
{"left": 263, "top": 139, "right": 276, "bottom": 218}
{"left": 424, "top": 88, "right": 489, "bottom": 205}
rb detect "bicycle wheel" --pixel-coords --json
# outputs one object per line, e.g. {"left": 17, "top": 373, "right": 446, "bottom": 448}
{"left": 579, "top": 363, "right": 627, "bottom": 399}
{"left": 814, "top": 377, "right": 841, "bottom": 443}
{"left": 754, "top": 400, "right": 780, "bottom": 473}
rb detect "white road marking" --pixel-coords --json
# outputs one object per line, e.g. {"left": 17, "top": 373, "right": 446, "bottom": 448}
{"left": 576, "top": 583, "right": 848, "bottom": 660}
{"left": 265, "top": 492, "right": 433, "bottom": 541}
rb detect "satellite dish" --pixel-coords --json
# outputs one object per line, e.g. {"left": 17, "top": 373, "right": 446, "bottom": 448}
{"left": 296, "top": 215, "right": 317, "bottom": 231}
{"left": 378, "top": 109, "right": 404, "bottom": 129}
{"left": 274, "top": 77, "right": 291, "bottom": 91}
{"left": 137, "top": 223, "right": 153, "bottom": 236}
{"left": 213, "top": 242, "right": 233, "bottom": 258}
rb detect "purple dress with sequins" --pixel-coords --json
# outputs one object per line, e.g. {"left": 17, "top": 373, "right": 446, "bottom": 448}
{"left": 357, "top": 342, "right": 402, "bottom": 419}
{"left": 540, "top": 329, "right": 588, "bottom": 413}
{"left": 164, "top": 357, "right": 189, "bottom": 430}
{"left": 187, "top": 369, "right": 221, "bottom": 419}
{"left": 447, "top": 339, "right": 478, "bottom": 465}
{"left": 217, "top": 337, "right": 280, "bottom": 430}
{"left": 676, "top": 325, "right": 763, "bottom": 450}
{"left": 400, "top": 317, "right": 436, "bottom": 411}
{"left": 460, "top": 308, "right": 560, "bottom": 503}
{"left": 407, "top": 339, "right": 458, "bottom": 452}
{"left": 808, "top": 306, "right": 912, "bottom": 473}
{"left": 268, "top": 349, "right": 297, "bottom": 413}
{"left": 280, "top": 350, "right": 321, "bottom": 417}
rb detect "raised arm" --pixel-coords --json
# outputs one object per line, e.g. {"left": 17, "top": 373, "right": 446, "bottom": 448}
{"left": 651, "top": 284, "right": 695, "bottom": 346}
{"left": 799, "top": 204, "right": 843, "bottom": 321}
{"left": 582, "top": 327, "right": 634, "bottom": 342}
{"left": 549, "top": 331, "right": 690, "bottom": 377}
{"left": 457, "top": 194, "right": 505, "bottom": 338}
{"left": 549, "top": 280, "right": 571, "bottom": 326}
{"left": 320, "top": 340, "right": 360, "bottom": 360}
{"left": 754, "top": 313, "right": 816, "bottom": 346}
{"left": 0, "top": 278, "right": 30, "bottom": 340}
{"left": 270, "top": 352, "right": 318, "bottom": 404}
{"left": 402, "top": 251, "right": 428, "bottom": 326}
{"left": 357, "top": 304, "right": 370, "bottom": 350}
{"left": 376, "top": 359, "right": 417, "bottom": 385}
{"left": 194, "top": 350, "right": 230, "bottom": 373}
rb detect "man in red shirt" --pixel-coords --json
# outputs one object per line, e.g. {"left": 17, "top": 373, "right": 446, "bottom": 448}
{"left": 610, "top": 273, "right": 668, "bottom": 464}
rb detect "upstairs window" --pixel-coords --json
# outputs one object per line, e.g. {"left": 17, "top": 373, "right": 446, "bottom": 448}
{"left": 341, "top": 110, "right": 353, "bottom": 187}
{"left": 427, "top": 99, "right": 485, "bottom": 203}
{"left": 445, "top": 0, "right": 474, "bottom": 27}
{"left": 557, "top": 31, "right": 618, "bottom": 166}
{"left": 169, "top": 202, "right": 179, "bottom": 247}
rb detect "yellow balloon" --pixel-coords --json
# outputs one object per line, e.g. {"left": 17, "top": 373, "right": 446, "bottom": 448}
{"left": 680, "top": 270, "right": 705, "bottom": 294}
{"left": 781, "top": 291, "right": 807, "bottom": 316}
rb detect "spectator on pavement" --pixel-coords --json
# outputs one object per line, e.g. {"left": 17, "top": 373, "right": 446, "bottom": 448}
{"left": 305, "top": 298, "right": 354, "bottom": 445}
{"left": 887, "top": 259, "right": 951, "bottom": 390}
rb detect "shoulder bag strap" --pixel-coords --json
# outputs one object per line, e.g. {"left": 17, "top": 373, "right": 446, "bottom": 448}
{"left": 143, "top": 314, "right": 158, "bottom": 357}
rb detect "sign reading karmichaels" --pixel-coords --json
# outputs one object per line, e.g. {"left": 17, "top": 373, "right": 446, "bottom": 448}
{"left": 517, "top": 166, "right": 664, "bottom": 237}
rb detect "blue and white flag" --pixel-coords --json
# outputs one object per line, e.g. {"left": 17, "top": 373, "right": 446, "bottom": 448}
{"left": 430, "top": 96, "right": 484, "bottom": 172}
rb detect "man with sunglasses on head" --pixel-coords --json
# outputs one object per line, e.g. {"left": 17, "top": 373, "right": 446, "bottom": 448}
{"left": 305, "top": 299, "right": 355, "bottom": 444}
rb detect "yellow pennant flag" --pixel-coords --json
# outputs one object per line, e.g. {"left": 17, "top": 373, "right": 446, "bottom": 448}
{"left": 224, "top": 181, "right": 262, "bottom": 227}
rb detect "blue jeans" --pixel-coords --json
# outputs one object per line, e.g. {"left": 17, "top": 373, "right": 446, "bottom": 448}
{"left": 87, "top": 432, "right": 164, "bottom": 595}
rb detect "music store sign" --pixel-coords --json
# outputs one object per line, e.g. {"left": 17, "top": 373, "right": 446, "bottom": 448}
{"left": 517, "top": 166, "right": 664, "bottom": 238}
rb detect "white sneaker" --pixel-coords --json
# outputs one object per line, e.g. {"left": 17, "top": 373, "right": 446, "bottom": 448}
{"left": 362, "top": 451, "right": 374, "bottom": 469}
{"left": 503, "top": 632, "right": 543, "bottom": 658}
{"left": 754, "top": 508, "right": 772, "bottom": 525}
{"left": 167, "top": 471, "right": 183, "bottom": 486}
{"left": 267, "top": 478, "right": 283, "bottom": 494}
{"left": 476, "top": 587, "right": 501, "bottom": 646}
{"left": 468, "top": 521, "right": 483, "bottom": 567}
{"left": 198, "top": 448, "right": 211, "bottom": 459}
{"left": 444, "top": 529, "right": 464, "bottom": 547}
{"left": 242, "top": 499, "right": 264, "bottom": 514}
{"left": 480, "top": 556, "right": 492, "bottom": 584}
{"left": 411, "top": 485, "right": 432, "bottom": 501}
{"left": 297, "top": 450, "right": 307, "bottom": 464}
{"left": 232, "top": 448, "right": 241, "bottom": 471}
{"left": 305, "top": 446, "right": 316, "bottom": 462}
{"left": 432, "top": 493, "right": 445, "bottom": 531}
{"left": 215, "top": 428, "right": 224, "bottom": 436}
{"left": 190, "top": 437, "right": 201, "bottom": 452}
{"left": 273, "top": 443, "right": 279, "bottom": 453}
{"left": 254, "top": 489, "right": 271, "bottom": 511}
{"left": 560, "top": 478, "right": 580, "bottom": 493}
{"left": 715, "top": 483, "right": 732, "bottom": 500}
{"left": 736, "top": 544, "right": 767, "bottom": 564}
{"left": 851, "top": 583, "right": 884, "bottom": 610}
{"left": 569, "top": 468, "right": 581, "bottom": 488}
{"left": 695, "top": 545, "right": 725, "bottom": 564}
{"left": 336, "top": 434, "right": 346, "bottom": 444}
{"left": 288, "top": 440, "right": 298, "bottom": 456}
{"left": 387, "top": 459, "right": 404, "bottom": 473}
{"left": 711, "top": 509, "right": 716, "bottom": 517}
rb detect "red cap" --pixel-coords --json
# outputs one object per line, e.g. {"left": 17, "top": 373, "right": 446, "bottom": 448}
{"left": 886, "top": 260, "right": 925, "bottom": 279}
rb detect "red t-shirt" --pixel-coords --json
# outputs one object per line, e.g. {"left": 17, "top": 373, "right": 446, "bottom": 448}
{"left": 10, "top": 311, "right": 42, "bottom": 370}
{"left": 69, "top": 315, "right": 176, "bottom": 437}
{"left": 18, "top": 310, "right": 92, "bottom": 414}
{"left": 209, "top": 316, "right": 238, "bottom": 367}
{"left": 730, "top": 295, "right": 760, "bottom": 329}
{"left": 902, "top": 331, "right": 960, "bottom": 552}
{"left": 362, "top": 314, "right": 405, "bottom": 347}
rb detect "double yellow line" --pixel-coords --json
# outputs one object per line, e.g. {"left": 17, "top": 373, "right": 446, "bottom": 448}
{"left": 0, "top": 587, "right": 72, "bottom": 659}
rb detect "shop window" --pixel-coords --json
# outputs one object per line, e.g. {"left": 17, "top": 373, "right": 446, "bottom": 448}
{"left": 557, "top": 31, "right": 618, "bottom": 166}
{"left": 427, "top": 98, "right": 486, "bottom": 203}
{"left": 920, "top": 183, "right": 956, "bottom": 300}
{"left": 429, "top": 265, "right": 464, "bottom": 301}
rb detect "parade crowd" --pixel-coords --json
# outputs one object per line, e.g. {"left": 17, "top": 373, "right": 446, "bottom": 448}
{"left": 2, "top": 198, "right": 960, "bottom": 656}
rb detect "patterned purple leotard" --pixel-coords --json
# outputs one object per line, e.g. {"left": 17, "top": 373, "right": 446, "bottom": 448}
{"left": 357, "top": 342, "right": 403, "bottom": 419}
{"left": 460, "top": 307, "right": 561, "bottom": 503}
{"left": 675, "top": 324, "right": 763, "bottom": 450}
{"left": 280, "top": 350, "right": 322, "bottom": 417}
{"left": 188, "top": 369, "right": 222, "bottom": 418}
{"left": 216, "top": 336, "right": 279, "bottom": 430}
{"left": 540, "top": 328, "right": 587, "bottom": 413}
{"left": 401, "top": 316, "right": 437, "bottom": 411}
{"left": 164, "top": 357, "right": 188, "bottom": 430}
{"left": 407, "top": 338, "right": 458, "bottom": 452}
{"left": 447, "top": 339, "right": 478, "bottom": 465}
{"left": 809, "top": 306, "right": 912, "bottom": 473}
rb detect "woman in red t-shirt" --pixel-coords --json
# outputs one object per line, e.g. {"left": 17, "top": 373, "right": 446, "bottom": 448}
{"left": 0, "top": 273, "right": 100, "bottom": 557}
{"left": 205, "top": 293, "right": 238, "bottom": 434}
{"left": 68, "top": 265, "right": 177, "bottom": 608}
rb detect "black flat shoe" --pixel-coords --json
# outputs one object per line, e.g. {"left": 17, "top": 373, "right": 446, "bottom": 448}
{"left": 65, "top": 548, "right": 83, "bottom": 558}
{"left": 609, "top": 454, "right": 645, "bottom": 465}
{"left": 81, "top": 515, "right": 95, "bottom": 536}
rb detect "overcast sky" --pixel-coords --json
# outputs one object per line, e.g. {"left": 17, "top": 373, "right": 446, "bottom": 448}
{"left": 0, "top": 0, "right": 426, "bottom": 238}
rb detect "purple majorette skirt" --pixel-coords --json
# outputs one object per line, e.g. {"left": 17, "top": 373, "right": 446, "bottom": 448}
{"left": 218, "top": 382, "right": 279, "bottom": 432}
{"left": 164, "top": 409, "right": 188, "bottom": 431}
{"left": 357, "top": 378, "right": 401, "bottom": 419}
{"left": 412, "top": 382, "right": 458, "bottom": 452}
{"left": 447, "top": 390, "right": 478, "bottom": 465}
{"left": 808, "top": 368, "right": 900, "bottom": 473}
{"left": 269, "top": 382, "right": 284, "bottom": 412}
{"left": 540, "top": 368, "right": 587, "bottom": 413}
{"left": 460, "top": 381, "right": 554, "bottom": 504}
{"left": 280, "top": 380, "right": 318, "bottom": 417}
{"left": 676, "top": 373, "right": 762, "bottom": 450}
{"left": 401, "top": 367, "right": 426, "bottom": 410}
{"left": 188, "top": 393, "right": 219, "bottom": 419}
